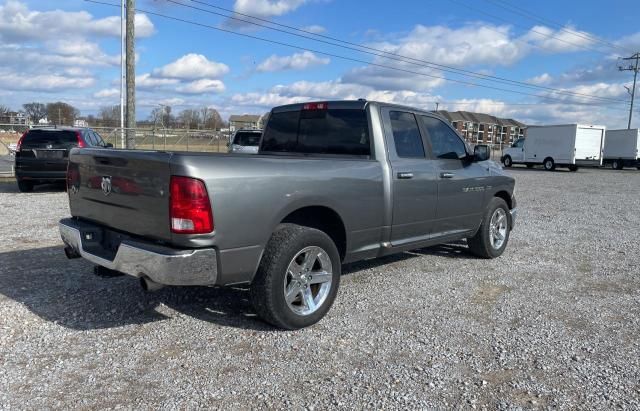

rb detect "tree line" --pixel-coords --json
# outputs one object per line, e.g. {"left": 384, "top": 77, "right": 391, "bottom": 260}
{"left": 2, "top": 102, "right": 228, "bottom": 130}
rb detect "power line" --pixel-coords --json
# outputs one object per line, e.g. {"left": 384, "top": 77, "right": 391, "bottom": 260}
{"left": 85, "top": 0, "right": 630, "bottom": 109}
{"left": 447, "top": 0, "right": 620, "bottom": 57}
{"left": 169, "top": 0, "right": 626, "bottom": 104}
{"left": 484, "top": 0, "right": 633, "bottom": 54}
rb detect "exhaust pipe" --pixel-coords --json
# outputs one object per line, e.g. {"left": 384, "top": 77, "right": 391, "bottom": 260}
{"left": 140, "top": 276, "right": 165, "bottom": 292}
{"left": 64, "top": 246, "right": 80, "bottom": 259}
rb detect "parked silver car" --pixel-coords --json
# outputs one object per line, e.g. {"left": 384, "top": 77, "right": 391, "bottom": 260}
{"left": 228, "top": 129, "right": 262, "bottom": 154}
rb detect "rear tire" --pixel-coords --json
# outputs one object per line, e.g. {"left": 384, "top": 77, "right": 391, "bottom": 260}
{"left": 467, "top": 197, "right": 511, "bottom": 259}
{"left": 543, "top": 158, "right": 555, "bottom": 171}
{"left": 17, "top": 180, "right": 33, "bottom": 192}
{"left": 250, "top": 224, "right": 341, "bottom": 330}
{"left": 502, "top": 156, "right": 512, "bottom": 168}
{"left": 568, "top": 165, "right": 578, "bottom": 172}
{"left": 612, "top": 159, "right": 623, "bottom": 170}
{"left": 526, "top": 164, "right": 534, "bottom": 169}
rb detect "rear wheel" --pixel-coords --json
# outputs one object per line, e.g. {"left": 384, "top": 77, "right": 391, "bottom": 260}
{"left": 251, "top": 224, "right": 341, "bottom": 330}
{"left": 543, "top": 158, "right": 555, "bottom": 171}
{"left": 526, "top": 164, "right": 534, "bottom": 168}
{"left": 612, "top": 159, "right": 623, "bottom": 170}
{"left": 467, "top": 197, "right": 511, "bottom": 259}
{"left": 568, "top": 165, "right": 578, "bottom": 172}
{"left": 502, "top": 155, "right": 513, "bottom": 168}
{"left": 17, "top": 180, "right": 33, "bottom": 192}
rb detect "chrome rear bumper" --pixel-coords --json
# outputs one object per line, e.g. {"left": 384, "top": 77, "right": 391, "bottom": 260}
{"left": 59, "top": 218, "right": 217, "bottom": 286}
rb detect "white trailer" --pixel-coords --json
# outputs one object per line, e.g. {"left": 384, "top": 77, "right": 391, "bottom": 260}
{"left": 501, "top": 124, "right": 605, "bottom": 171}
{"left": 603, "top": 128, "right": 640, "bottom": 170}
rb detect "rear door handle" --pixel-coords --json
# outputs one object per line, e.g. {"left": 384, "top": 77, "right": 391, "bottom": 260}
{"left": 440, "top": 172, "right": 455, "bottom": 179}
{"left": 397, "top": 172, "right": 414, "bottom": 179}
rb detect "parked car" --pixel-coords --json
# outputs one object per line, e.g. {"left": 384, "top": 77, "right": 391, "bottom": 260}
{"left": 14, "top": 127, "right": 112, "bottom": 192}
{"left": 603, "top": 128, "right": 640, "bottom": 170}
{"left": 59, "top": 100, "right": 517, "bottom": 329}
{"left": 502, "top": 124, "right": 606, "bottom": 171}
{"left": 228, "top": 129, "right": 262, "bottom": 154}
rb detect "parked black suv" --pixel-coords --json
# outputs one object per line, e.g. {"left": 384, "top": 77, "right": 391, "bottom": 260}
{"left": 14, "top": 127, "right": 112, "bottom": 192}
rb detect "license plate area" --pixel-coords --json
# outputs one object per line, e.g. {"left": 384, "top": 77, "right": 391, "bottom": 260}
{"left": 35, "top": 150, "right": 64, "bottom": 159}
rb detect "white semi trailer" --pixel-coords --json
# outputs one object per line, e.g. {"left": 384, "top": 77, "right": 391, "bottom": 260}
{"left": 603, "top": 128, "right": 640, "bottom": 170}
{"left": 501, "top": 124, "right": 606, "bottom": 171}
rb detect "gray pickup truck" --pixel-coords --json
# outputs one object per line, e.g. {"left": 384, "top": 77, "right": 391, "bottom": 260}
{"left": 59, "top": 100, "right": 517, "bottom": 329}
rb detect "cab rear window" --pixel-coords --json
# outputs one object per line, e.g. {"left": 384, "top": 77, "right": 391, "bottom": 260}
{"left": 22, "top": 130, "right": 78, "bottom": 148}
{"left": 261, "top": 109, "right": 371, "bottom": 157}
{"left": 233, "top": 132, "right": 261, "bottom": 146}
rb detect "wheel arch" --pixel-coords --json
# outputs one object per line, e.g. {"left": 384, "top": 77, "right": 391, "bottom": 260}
{"left": 493, "top": 190, "right": 513, "bottom": 209}
{"left": 279, "top": 206, "right": 347, "bottom": 261}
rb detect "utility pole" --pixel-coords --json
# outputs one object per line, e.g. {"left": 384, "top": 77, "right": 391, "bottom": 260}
{"left": 125, "top": 0, "right": 136, "bottom": 148}
{"left": 120, "top": 0, "right": 125, "bottom": 148}
{"left": 435, "top": 102, "right": 440, "bottom": 111}
{"left": 619, "top": 53, "right": 640, "bottom": 129}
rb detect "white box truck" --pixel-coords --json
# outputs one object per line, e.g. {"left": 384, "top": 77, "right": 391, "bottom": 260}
{"left": 603, "top": 128, "right": 640, "bottom": 170}
{"left": 501, "top": 124, "right": 606, "bottom": 171}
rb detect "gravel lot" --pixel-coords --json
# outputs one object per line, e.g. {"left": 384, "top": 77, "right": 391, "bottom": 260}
{"left": 1, "top": 168, "right": 639, "bottom": 409}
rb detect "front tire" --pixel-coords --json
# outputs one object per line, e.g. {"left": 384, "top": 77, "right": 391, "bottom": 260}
{"left": 251, "top": 224, "right": 341, "bottom": 330}
{"left": 467, "top": 197, "right": 511, "bottom": 259}
{"left": 543, "top": 158, "right": 555, "bottom": 171}
{"left": 17, "top": 180, "right": 33, "bottom": 192}
{"left": 502, "top": 156, "right": 513, "bottom": 168}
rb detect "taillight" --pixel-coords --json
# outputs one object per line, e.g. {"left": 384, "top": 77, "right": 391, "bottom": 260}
{"left": 302, "top": 102, "right": 328, "bottom": 110}
{"left": 170, "top": 176, "right": 213, "bottom": 234}
{"left": 15, "top": 131, "right": 27, "bottom": 152}
{"left": 76, "top": 131, "right": 86, "bottom": 148}
{"left": 67, "top": 162, "right": 80, "bottom": 192}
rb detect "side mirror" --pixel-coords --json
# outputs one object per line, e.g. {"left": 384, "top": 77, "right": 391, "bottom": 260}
{"left": 105, "top": 143, "right": 114, "bottom": 148}
{"left": 474, "top": 144, "right": 490, "bottom": 161}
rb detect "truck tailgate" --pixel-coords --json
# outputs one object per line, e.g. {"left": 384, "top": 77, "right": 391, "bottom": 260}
{"left": 68, "top": 149, "right": 173, "bottom": 242}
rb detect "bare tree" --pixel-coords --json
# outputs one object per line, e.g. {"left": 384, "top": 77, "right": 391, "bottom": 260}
{"left": 22, "top": 102, "right": 47, "bottom": 124}
{"left": 46, "top": 102, "right": 79, "bottom": 126}
{"left": 200, "top": 106, "right": 223, "bottom": 130}
{"left": 178, "top": 109, "right": 201, "bottom": 129}
{"left": 98, "top": 105, "right": 121, "bottom": 127}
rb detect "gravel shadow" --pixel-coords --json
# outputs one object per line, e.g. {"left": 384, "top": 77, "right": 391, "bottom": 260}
{"left": 0, "top": 182, "right": 67, "bottom": 193}
{"left": 0, "top": 245, "right": 271, "bottom": 331}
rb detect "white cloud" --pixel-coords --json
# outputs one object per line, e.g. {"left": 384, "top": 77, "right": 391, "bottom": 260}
{"left": 176, "top": 79, "right": 226, "bottom": 94}
{"left": 0, "top": 1, "right": 155, "bottom": 42}
{"left": 136, "top": 73, "right": 180, "bottom": 88}
{"left": 527, "top": 73, "right": 553, "bottom": 85}
{"left": 94, "top": 88, "right": 120, "bottom": 98}
{"left": 256, "top": 51, "right": 329, "bottom": 72}
{"left": 342, "top": 65, "right": 445, "bottom": 91}
{"left": 521, "top": 25, "right": 595, "bottom": 53}
{"left": 302, "top": 25, "right": 326, "bottom": 34}
{"left": 154, "top": 54, "right": 229, "bottom": 80}
{"left": 0, "top": 71, "right": 94, "bottom": 91}
{"left": 234, "top": 0, "right": 306, "bottom": 18}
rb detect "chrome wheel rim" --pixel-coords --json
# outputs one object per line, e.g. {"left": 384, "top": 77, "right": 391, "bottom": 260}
{"left": 283, "top": 246, "right": 333, "bottom": 316}
{"left": 489, "top": 208, "right": 508, "bottom": 250}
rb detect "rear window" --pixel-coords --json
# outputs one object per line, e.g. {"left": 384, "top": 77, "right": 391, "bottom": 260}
{"left": 261, "top": 109, "right": 371, "bottom": 157}
{"left": 22, "top": 130, "right": 78, "bottom": 148}
{"left": 233, "top": 132, "right": 261, "bottom": 146}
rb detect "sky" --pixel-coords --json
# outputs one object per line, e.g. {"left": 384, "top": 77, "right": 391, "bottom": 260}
{"left": 0, "top": 0, "right": 639, "bottom": 127}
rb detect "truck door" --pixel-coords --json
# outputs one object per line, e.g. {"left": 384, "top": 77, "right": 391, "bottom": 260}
{"left": 419, "top": 115, "right": 487, "bottom": 236}
{"left": 511, "top": 138, "right": 525, "bottom": 162}
{"left": 381, "top": 108, "right": 438, "bottom": 245}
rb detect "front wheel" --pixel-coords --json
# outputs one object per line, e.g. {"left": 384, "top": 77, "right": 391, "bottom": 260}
{"left": 502, "top": 155, "right": 513, "bottom": 168}
{"left": 251, "top": 224, "right": 341, "bottom": 330}
{"left": 17, "top": 180, "right": 33, "bottom": 192}
{"left": 467, "top": 197, "right": 511, "bottom": 259}
{"left": 568, "top": 165, "right": 578, "bottom": 172}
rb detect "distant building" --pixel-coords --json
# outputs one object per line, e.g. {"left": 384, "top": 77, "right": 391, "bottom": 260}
{"left": 229, "top": 114, "right": 261, "bottom": 132}
{"left": 0, "top": 111, "right": 30, "bottom": 125}
{"left": 74, "top": 119, "right": 88, "bottom": 128}
{"left": 437, "top": 110, "right": 526, "bottom": 144}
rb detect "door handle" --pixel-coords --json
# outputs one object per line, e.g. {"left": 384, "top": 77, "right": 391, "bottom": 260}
{"left": 440, "top": 172, "right": 455, "bottom": 179}
{"left": 397, "top": 172, "right": 414, "bottom": 179}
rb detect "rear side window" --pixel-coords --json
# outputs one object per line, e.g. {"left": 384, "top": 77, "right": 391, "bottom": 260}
{"left": 261, "top": 109, "right": 371, "bottom": 157}
{"left": 233, "top": 132, "right": 261, "bottom": 146}
{"left": 21, "top": 130, "right": 78, "bottom": 149}
{"left": 389, "top": 111, "right": 425, "bottom": 158}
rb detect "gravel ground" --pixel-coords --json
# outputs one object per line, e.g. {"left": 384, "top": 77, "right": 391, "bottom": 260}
{"left": 1, "top": 168, "right": 639, "bottom": 409}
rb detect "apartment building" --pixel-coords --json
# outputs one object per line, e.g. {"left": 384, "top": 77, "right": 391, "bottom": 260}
{"left": 437, "top": 110, "right": 526, "bottom": 144}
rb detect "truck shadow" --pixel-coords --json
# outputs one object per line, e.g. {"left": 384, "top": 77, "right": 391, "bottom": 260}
{"left": 0, "top": 242, "right": 476, "bottom": 331}
{"left": 0, "top": 182, "right": 66, "bottom": 193}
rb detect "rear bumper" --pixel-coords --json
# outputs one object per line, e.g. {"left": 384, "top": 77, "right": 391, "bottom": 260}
{"left": 59, "top": 218, "right": 218, "bottom": 286}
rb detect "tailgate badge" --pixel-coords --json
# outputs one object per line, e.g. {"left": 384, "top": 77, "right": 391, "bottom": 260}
{"left": 101, "top": 176, "right": 112, "bottom": 196}
{"left": 46, "top": 144, "right": 53, "bottom": 149}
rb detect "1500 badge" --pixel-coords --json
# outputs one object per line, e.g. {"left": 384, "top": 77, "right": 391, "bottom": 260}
{"left": 463, "top": 185, "right": 492, "bottom": 192}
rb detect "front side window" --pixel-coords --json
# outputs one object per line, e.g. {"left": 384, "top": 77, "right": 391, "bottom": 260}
{"left": 420, "top": 116, "right": 467, "bottom": 160}
{"left": 389, "top": 111, "right": 425, "bottom": 158}
{"left": 513, "top": 138, "right": 524, "bottom": 148}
